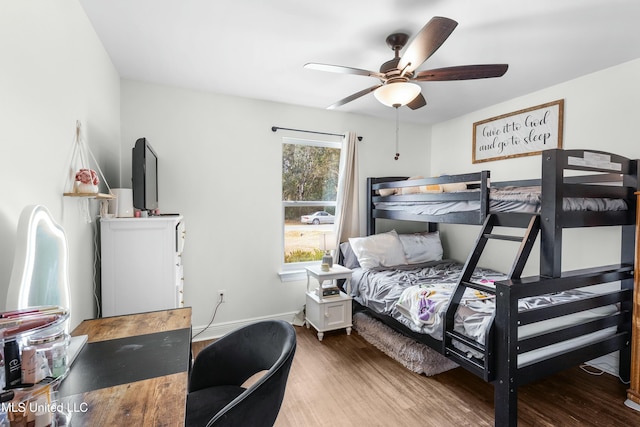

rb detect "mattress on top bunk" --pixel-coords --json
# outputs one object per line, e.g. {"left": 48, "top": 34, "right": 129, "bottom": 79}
{"left": 351, "top": 260, "right": 618, "bottom": 367}
{"left": 374, "top": 185, "right": 628, "bottom": 215}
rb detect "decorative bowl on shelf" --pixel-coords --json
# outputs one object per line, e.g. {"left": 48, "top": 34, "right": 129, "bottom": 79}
{"left": 74, "top": 182, "right": 98, "bottom": 194}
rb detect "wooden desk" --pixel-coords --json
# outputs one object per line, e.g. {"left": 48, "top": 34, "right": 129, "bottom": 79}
{"left": 57, "top": 308, "right": 192, "bottom": 426}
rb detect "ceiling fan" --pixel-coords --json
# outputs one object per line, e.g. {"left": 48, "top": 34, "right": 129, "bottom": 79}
{"left": 305, "top": 16, "right": 508, "bottom": 110}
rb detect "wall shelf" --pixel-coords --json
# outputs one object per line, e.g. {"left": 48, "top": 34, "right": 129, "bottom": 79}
{"left": 63, "top": 192, "right": 115, "bottom": 199}
{"left": 63, "top": 120, "right": 112, "bottom": 199}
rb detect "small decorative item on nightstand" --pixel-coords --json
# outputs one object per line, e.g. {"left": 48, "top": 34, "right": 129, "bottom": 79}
{"left": 319, "top": 232, "right": 336, "bottom": 271}
{"left": 318, "top": 284, "right": 340, "bottom": 297}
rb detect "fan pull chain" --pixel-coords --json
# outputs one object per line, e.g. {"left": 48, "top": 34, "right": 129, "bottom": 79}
{"left": 394, "top": 106, "right": 400, "bottom": 160}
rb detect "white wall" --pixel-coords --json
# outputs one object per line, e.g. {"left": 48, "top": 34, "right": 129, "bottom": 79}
{"left": 0, "top": 1, "right": 120, "bottom": 329}
{"left": 120, "top": 79, "right": 431, "bottom": 338}
{"left": 431, "top": 59, "right": 640, "bottom": 275}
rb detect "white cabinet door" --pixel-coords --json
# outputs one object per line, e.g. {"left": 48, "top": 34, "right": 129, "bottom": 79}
{"left": 100, "top": 216, "right": 184, "bottom": 317}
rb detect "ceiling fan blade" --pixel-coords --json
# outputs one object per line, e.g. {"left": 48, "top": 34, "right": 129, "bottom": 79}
{"left": 397, "top": 17, "right": 458, "bottom": 73}
{"left": 407, "top": 93, "right": 427, "bottom": 110}
{"left": 327, "top": 85, "right": 382, "bottom": 110}
{"left": 414, "top": 64, "right": 509, "bottom": 81}
{"left": 304, "top": 63, "right": 385, "bottom": 80}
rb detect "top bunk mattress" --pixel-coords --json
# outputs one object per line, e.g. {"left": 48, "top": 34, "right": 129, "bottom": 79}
{"left": 374, "top": 185, "right": 628, "bottom": 216}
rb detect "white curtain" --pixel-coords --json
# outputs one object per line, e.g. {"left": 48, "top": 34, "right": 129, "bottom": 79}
{"left": 334, "top": 131, "right": 360, "bottom": 246}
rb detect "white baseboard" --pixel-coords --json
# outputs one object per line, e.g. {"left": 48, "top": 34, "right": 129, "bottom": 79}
{"left": 191, "top": 311, "right": 300, "bottom": 342}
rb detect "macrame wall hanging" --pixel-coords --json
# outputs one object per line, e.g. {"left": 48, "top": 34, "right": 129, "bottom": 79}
{"left": 63, "top": 121, "right": 113, "bottom": 221}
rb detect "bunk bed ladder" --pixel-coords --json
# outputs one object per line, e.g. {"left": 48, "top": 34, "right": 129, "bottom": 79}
{"left": 443, "top": 213, "right": 541, "bottom": 381}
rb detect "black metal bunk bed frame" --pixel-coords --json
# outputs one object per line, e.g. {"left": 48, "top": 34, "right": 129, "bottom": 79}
{"left": 361, "top": 148, "right": 638, "bottom": 426}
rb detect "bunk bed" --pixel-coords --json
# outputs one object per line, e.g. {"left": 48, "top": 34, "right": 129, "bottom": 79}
{"left": 346, "top": 148, "right": 638, "bottom": 426}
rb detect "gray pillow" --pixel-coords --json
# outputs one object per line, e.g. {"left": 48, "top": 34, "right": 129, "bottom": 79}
{"left": 398, "top": 231, "right": 443, "bottom": 264}
{"left": 339, "top": 242, "right": 360, "bottom": 269}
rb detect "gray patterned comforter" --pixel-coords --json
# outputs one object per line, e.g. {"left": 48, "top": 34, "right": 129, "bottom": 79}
{"left": 351, "top": 260, "right": 616, "bottom": 350}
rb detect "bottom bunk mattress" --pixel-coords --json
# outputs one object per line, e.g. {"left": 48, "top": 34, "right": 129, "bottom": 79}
{"left": 350, "top": 260, "right": 618, "bottom": 367}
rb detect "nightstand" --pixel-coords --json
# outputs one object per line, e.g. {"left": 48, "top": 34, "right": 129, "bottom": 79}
{"left": 304, "top": 264, "right": 353, "bottom": 341}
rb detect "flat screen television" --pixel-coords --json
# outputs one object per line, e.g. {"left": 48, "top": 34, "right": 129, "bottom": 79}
{"left": 132, "top": 137, "right": 159, "bottom": 211}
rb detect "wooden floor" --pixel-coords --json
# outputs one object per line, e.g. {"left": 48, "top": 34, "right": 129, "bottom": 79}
{"left": 193, "top": 325, "right": 640, "bottom": 426}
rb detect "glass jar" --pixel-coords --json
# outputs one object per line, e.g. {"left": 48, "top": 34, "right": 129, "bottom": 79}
{"left": 26, "top": 331, "right": 69, "bottom": 379}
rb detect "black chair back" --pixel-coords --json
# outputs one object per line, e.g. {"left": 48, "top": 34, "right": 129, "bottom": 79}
{"left": 187, "top": 320, "right": 297, "bottom": 427}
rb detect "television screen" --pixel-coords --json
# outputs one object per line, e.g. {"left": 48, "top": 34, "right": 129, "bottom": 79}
{"left": 132, "top": 138, "right": 159, "bottom": 211}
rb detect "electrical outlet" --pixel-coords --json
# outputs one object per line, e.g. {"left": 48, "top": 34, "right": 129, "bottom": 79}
{"left": 218, "top": 290, "right": 226, "bottom": 303}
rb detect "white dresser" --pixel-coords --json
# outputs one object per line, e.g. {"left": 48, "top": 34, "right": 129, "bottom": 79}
{"left": 99, "top": 216, "right": 185, "bottom": 317}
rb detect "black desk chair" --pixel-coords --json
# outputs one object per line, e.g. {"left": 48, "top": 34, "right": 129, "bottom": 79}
{"left": 186, "top": 320, "right": 297, "bottom": 427}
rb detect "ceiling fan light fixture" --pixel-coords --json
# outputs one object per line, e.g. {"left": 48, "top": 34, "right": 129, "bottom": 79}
{"left": 374, "top": 82, "right": 421, "bottom": 107}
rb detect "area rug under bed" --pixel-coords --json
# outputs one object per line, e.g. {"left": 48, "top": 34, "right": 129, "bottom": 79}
{"left": 352, "top": 312, "right": 458, "bottom": 376}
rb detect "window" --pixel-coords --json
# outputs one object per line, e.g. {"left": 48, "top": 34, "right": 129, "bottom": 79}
{"left": 281, "top": 136, "right": 342, "bottom": 271}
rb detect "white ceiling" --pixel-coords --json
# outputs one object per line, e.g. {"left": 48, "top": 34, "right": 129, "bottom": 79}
{"left": 79, "top": 0, "right": 640, "bottom": 125}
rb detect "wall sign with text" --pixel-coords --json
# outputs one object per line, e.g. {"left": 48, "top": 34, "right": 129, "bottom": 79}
{"left": 472, "top": 99, "right": 564, "bottom": 163}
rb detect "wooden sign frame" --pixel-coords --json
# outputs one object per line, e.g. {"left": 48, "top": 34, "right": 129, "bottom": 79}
{"left": 472, "top": 99, "right": 564, "bottom": 163}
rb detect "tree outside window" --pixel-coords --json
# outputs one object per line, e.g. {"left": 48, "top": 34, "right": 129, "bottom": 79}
{"left": 282, "top": 138, "right": 341, "bottom": 265}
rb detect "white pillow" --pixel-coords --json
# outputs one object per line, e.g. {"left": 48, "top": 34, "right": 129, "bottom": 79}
{"left": 400, "top": 175, "right": 424, "bottom": 195}
{"left": 398, "top": 231, "right": 443, "bottom": 264}
{"left": 378, "top": 188, "right": 397, "bottom": 196}
{"left": 441, "top": 182, "right": 468, "bottom": 192}
{"left": 348, "top": 230, "right": 407, "bottom": 270}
